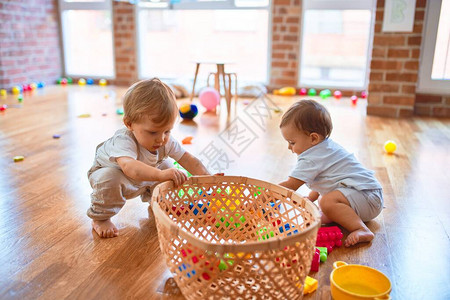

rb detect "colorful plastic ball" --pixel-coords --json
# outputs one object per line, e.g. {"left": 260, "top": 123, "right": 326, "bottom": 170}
{"left": 319, "top": 89, "right": 331, "bottom": 99}
{"left": 22, "top": 84, "right": 31, "bottom": 92}
{"left": 299, "top": 88, "right": 307, "bottom": 95}
{"left": 67, "top": 77, "right": 73, "bottom": 84}
{"left": 18, "top": 95, "right": 23, "bottom": 103}
{"left": 384, "top": 140, "right": 397, "bottom": 154}
{"left": 78, "top": 78, "right": 86, "bottom": 85}
{"left": 179, "top": 104, "right": 199, "bottom": 120}
{"left": 86, "top": 78, "right": 94, "bottom": 85}
{"left": 61, "top": 78, "right": 68, "bottom": 85}
{"left": 351, "top": 95, "right": 358, "bottom": 105}
{"left": 308, "top": 88, "right": 317, "bottom": 96}
{"left": 0, "top": 104, "right": 7, "bottom": 111}
{"left": 30, "top": 83, "right": 37, "bottom": 90}
{"left": 333, "top": 90, "right": 342, "bottom": 99}
{"left": 116, "top": 108, "right": 124, "bottom": 115}
{"left": 361, "top": 91, "right": 368, "bottom": 99}
{"left": 199, "top": 87, "right": 220, "bottom": 111}
{"left": 37, "top": 82, "right": 45, "bottom": 88}
{"left": 0, "top": 89, "right": 6, "bottom": 96}
{"left": 12, "top": 86, "right": 21, "bottom": 95}
{"left": 99, "top": 79, "right": 107, "bottom": 86}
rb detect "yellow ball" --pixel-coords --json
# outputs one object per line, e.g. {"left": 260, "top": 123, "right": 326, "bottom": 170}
{"left": 179, "top": 104, "right": 191, "bottom": 114}
{"left": 0, "top": 89, "right": 7, "bottom": 96}
{"left": 78, "top": 78, "right": 86, "bottom": 85}
{"left": 99, "top": 79, "right": 107, "bottom": 86}
{"left": 12, "top": 86, "right": 20, "bottom": 95}
{"left": 384, "top": 140, "right": 397, "bottom": 154}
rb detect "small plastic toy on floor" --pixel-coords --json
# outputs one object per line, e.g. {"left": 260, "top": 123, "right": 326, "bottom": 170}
{"left": 316, "top": 226, "right": 343, "bottom": 253}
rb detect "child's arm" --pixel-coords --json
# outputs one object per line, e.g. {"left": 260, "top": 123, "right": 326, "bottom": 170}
{"left": 279, "top": 177, "right": 305, "bottom": 191}
{"left": 177, "top": 152, "right": 210, "bottom": 175}
{"left": 117, "top": 156, "right": 187, "bottom": 186}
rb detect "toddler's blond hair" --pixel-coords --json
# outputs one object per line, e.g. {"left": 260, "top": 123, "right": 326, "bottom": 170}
{"left": 123, "top": 78, "right": 178, "bottom": 125}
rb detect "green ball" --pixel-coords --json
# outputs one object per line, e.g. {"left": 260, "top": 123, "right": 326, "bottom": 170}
{"left": 319, "top": 89, "right": 331, "bottom": 99}
{"left": 308, "top": 88, "right": 317, "bottom": 96}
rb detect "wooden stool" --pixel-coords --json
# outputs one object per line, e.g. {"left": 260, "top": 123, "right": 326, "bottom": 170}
{"left": 207, "top": 71, "right": 238, "bottom": 113}
{"left": 190, "top": 61, "right": 235, "bottom": 116}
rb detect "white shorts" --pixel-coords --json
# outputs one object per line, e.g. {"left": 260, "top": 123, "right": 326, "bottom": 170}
{"left": 337, "top": 188, "right": 383, "bottom": 222}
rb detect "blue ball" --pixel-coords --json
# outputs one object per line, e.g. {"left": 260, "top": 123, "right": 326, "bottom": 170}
{"left": 86, "top": 78, "right": 94, "bottom": 85}
{"left": 179, "top": 104, "right": 198, "bottom": 119}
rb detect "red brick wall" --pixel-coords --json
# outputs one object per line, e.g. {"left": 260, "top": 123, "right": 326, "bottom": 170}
{"left": 366, "top": 0, "right": 426, "bottom": 118}
{"left": 415, "top": 94, "right": 450, "bottom": 117}
{"left": 111, "top": 1, "right": 138, "bottom": 86}
{"left": 270, "top": 0, "right": 301, "bottom": 87}
{"left": 0, "top": 0, "right": 61, "bottom": 89}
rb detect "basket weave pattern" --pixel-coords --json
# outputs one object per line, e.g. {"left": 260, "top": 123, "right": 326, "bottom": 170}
{"left": 152, "top": 176, "right": 321, "bottom": 300}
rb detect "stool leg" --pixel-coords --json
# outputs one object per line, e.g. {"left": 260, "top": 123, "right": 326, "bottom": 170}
{"left": 219, "top": 65, "right": 231, "bottom": 116}
{"left": 233, "top": 73, "right": 238, "bottom": 103}
{"left": 190, "top": 63, "right": 200, "bottom": 102}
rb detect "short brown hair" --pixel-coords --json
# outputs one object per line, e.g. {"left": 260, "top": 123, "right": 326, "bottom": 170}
{"left": 280, "top": 100, "right": 332, "bottom": 138}
{"left": 123, "top": 78, "right": 178, "bottom": 125}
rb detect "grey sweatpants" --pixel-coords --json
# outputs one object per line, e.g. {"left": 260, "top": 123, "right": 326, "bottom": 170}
{"left": 86, "top": 160, "right": 172, "bottom": 221}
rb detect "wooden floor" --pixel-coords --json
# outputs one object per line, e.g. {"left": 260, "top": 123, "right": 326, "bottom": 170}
{"left": 1, "top": 85, "right": 449, "bottom": 300}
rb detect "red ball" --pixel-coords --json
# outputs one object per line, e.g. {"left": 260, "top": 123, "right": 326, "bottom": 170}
{"left": 361, "top": 91, "right": 368, "bottom": 99}
{"left": 299, "top": 88, "right": 307, "bottom": 95}
{"left": 61, "top": 78, "right": 68, "bottom": 85}
{"left": 351, "top": 95, "right": 358, "bottom": 105}
{"left": 333, "top": 90, "right": 342, "bottom": 99}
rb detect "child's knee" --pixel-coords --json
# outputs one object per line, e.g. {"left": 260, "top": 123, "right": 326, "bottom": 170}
{"left": 318, "top": 196, "right": 334, "bottom": 213}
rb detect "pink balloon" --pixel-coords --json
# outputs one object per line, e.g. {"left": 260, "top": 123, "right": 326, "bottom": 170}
{"left": 199, "top": 87, "right": 220, "bottom": 111}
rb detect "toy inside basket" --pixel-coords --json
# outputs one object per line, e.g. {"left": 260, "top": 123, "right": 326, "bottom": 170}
{"left": 151, "top": 176, "right": 321, "bottom": 300}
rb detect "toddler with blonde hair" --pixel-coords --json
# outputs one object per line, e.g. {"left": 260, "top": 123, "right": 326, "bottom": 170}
{"left": 87, "top": 78, "right": 210, "bottom": 238}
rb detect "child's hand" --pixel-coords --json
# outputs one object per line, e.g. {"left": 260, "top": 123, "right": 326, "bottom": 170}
{"left": 160, "top": 168, "right": 188, "bottom": 187}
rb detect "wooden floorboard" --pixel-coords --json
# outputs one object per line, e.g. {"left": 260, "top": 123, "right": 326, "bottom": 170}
{"left": 0, "top": 85, "right": 449, "bottom": 299}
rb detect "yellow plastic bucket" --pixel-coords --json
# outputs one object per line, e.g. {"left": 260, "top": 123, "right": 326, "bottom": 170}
{"left": 330, "top": 261, "right": 392, "bottom": 300}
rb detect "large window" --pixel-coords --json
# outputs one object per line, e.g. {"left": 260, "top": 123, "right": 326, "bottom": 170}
{"left": 418, "top": 0, "right": 450, "bottom": 94}
{"left": 299, "top": 0, "right": 376, "bottom": 89}
{"left": 59, "top": 0, "right": 115, "bottom": 78}
{"left": 137, "top": 0, "right": 269, "bottom": 85}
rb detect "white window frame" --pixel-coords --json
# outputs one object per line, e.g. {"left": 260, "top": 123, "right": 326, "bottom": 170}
{"left": 138, "top": 0, "right": 268, "bottom": 10}
{"left": 417, "top": 0, "right": 450, "bottom": 95}
{"left": 298, "top": 0, "right": 376, "bottom": 90}
{"left": 135, "top": 0, "right": 271, "bottom": 83}
{"left": 58, "top": 0, "right": 116, "bottom": 79}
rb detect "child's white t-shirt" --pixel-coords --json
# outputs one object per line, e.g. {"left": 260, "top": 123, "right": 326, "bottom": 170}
{"left": 290, "top": 138, "right": 382, "bottom": 195}
{"left": 94, "top": 127, "right": 186, "bottom": 168}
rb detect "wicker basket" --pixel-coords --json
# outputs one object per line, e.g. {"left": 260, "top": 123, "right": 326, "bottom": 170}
{"left": 151, "top": 176, "right": 321, "bottom": 300}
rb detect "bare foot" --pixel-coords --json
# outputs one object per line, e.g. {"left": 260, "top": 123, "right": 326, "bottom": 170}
{"left": 344, "top": 228, "right": 374, "bottom": 247}
{"left": 92, "top": 219, "right": 119, "bottom": 238}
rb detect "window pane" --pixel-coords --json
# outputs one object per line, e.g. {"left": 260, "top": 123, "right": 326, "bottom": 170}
{"left": 431, "top": 0, "right": 450, "bottom": 80}
{"left": 300, "top": 10, "right": 372, "bottom": 88}
{"left": 62, "top": 10, "right": 114, "bottom": 77}
{"left": 235, "top": 0, "right": 269, "bottom": 7}
{"left": 64, "top": 0, "right": 105, "bottom": 2}
{"left": 138, "top": 9, "right": 268, "bottom": 84}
